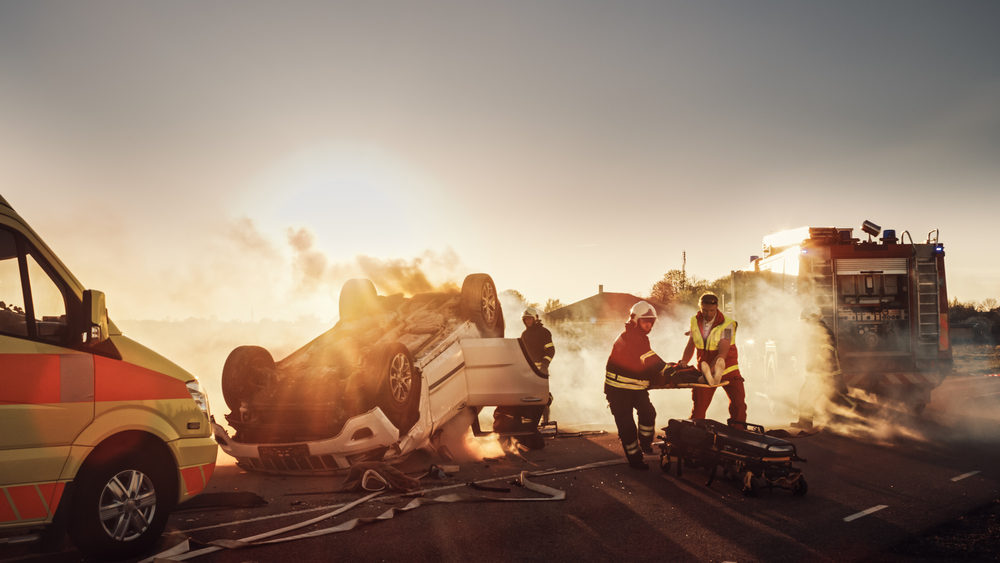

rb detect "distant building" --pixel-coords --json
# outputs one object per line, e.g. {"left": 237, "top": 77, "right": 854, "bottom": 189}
{"left": 544, "top": 285, "right": 669, "bottom": 327}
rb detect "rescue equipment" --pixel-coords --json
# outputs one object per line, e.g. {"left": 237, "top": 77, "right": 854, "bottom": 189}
{"left": 658, "top": 418, "right": 807, "bottom": 496}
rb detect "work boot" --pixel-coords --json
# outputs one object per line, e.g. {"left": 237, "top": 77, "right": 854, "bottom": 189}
{"left": 627, "top": 453, "right": 649, "bottom": 470}
{"left": 639, "top": 442, "right": 653, "bottom": 455}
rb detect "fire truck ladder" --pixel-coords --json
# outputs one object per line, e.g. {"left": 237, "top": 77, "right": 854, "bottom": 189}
{"left": 914, "top": 256, "right": 940, "bottom": 355}
{"left": 810, "top": 260, "right": 836, "bottom": 322}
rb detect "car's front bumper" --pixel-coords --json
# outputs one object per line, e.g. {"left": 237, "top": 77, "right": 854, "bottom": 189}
{"left": 212, "top": 407, "right": 408, "bottom": 474}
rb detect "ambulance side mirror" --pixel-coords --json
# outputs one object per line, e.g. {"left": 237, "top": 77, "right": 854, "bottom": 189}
{"left": 82, "top": 289, "right": 109, "bottom": 345}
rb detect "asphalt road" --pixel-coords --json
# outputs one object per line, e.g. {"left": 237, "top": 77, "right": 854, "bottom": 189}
{"left": 4, "top": 374, "right": 1000, "bottom": 562}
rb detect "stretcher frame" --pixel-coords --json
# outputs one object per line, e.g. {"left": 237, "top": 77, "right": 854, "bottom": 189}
{"left": 657, "top": 418, "right": 808, "bottom": 496}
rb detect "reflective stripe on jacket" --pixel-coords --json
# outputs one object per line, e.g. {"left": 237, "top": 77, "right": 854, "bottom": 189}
{"left": 605, "top": 323, "right": 666, "bottom": 390}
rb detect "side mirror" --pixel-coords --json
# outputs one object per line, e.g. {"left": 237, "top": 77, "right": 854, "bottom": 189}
{"left": 82, "top": 289, "right": 109, "bottom": 345}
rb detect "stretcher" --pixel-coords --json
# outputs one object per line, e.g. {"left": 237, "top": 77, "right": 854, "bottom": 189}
{"left": 647, "top": 362, "right": 730, "bottom": 389}
{"left": 657, "top": 418, "right": 808, "bottom": 496}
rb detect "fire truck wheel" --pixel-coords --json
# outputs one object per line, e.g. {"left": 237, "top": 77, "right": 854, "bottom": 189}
{"left": 374, "top": 342, "right": 421, "bottom": 433}
{"left": 221, "top": 345, "right": 276, "bottom": 411}
{"left": 339, "top": 278, "right": 381, "bottom": 321}
{"left": 792, "top": 477, "right": 808, "bottom": 496}
{"left": 461, "top": 274, "right": 505, "bottom": 337}
{"left": 676, "top": 457, "right": 684, "bottom": 477}
{"left": 69, "top": 440, "right": 176, "bottom": 559}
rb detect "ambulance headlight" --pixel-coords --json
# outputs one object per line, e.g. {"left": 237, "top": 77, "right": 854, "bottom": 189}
{"left": 186, "top": 380, "right": 211, "bottom": 415}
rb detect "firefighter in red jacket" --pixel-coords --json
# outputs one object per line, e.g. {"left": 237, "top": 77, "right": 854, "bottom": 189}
{"left": 679, "top": 292, "right": 747, "bottom": 424}
{"left": 605, "top": 301, "right": 668, "bottom": 470}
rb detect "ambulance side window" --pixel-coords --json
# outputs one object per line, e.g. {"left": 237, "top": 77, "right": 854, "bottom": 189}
{"left": 26, "top": 250, "right": 69, "bottom": 344}
{"left": 0, "top": 229, "right": 28, "bottom": 338}
{"left": 0, "top": 227, "right": 69, "bottom": 345}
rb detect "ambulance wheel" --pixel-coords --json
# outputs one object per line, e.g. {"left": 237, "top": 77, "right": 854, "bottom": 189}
{"left": 793, "top": 477, "right": 808, "bottom": 496}
{"left": 461, "top": 274, "right": 504, "bottom": 337}
{"left": 374, "top": 342, "right": 421, "bottom": 434}
{"left": 69, "top": 437, "right": 176, "bottom": 559}
{"left": 221, "top": 345, "right": 275, "bottom": 411}
{"left": 339, "top": 278, "right": 381, "bottom": 321}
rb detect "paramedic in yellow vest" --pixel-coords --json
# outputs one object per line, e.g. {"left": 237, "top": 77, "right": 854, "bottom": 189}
{"left": 678, "top": 292, "right": 747, "bottom": 423}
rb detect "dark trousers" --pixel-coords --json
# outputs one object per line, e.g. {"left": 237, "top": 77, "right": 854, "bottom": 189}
{"left": 605, "top": 385, "right": 656, "bottom": 455}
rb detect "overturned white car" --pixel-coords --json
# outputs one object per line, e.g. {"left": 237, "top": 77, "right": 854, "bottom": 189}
{"left": 211, "top": 274, "right": 550, "bottom": 473}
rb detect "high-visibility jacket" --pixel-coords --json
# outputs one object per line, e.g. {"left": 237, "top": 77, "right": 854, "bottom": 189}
{"left": 690, "top": 311, "right": 740, "bottom": 377}
{"left": 521, "top": 322, "right": 555, "bottom": 372}
{"left": 605, "top": 323, "right": 667, "bottom": 390}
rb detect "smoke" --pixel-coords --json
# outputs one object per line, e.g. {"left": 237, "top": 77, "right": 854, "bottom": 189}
{"left": 492, "top": 280, "right": 844, "bottom": 434}
{"left": 287, "top": 227, "right": 329, "bottom": 293}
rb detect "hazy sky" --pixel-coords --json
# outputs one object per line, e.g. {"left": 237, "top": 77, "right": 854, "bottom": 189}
{"left": 2, "top": 0, "right": 998, "bottom": 321}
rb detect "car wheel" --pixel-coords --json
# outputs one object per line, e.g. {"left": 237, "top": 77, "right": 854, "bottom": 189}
{"left": 374, "top": 342, "right": 421, "bottom": 434}
{"left": 461, "top": 273, "right": 504, "bottom": 337}
{"left": 339, "top": 278, "right": 380, "bottom": 321}
{"left": 68, "top": 445, "right": 176, "bottom": 559}
{"left": 221, "top": 345, "right": 275, "bottom": 411}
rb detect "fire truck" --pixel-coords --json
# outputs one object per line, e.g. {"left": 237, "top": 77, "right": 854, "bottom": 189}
{"left": 730, "top": 221, "right": 952, "bottom": 411}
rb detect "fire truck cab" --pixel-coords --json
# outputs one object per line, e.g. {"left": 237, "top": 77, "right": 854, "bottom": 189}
{"left": 731, "top": 222, "right": 952, "bottom": 411}
{"left": 0, "top": 196, "right": 217, "bottom": 558}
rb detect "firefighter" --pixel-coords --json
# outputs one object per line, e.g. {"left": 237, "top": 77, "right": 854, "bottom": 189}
{"left": 605, "top": 301, "right": 668, "bottom": 470}
{"left": 520, "top": 307, "right": 555, "bottom": 375}
{"left": 794, "top": 310, "right": 851, "bottom": 429}
{"left": 493, "top": 307, "right": 554, "bottom": 449}
{"left": 678, "top": 292, "right": 747, "bottom": 424}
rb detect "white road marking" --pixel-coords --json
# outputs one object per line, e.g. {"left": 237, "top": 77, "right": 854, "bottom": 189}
{"left": 951, "top": 470, "right": 981, "bottom": 482}
{"left": 844, "top": 505, "right": 888, "bottom": 522}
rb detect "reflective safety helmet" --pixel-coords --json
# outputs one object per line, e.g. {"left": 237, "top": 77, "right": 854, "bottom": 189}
{"left": 629, "top": 301, "right": 657, "bottom": 324}
{"left": 522, "top": 307, "right": 540, "bottom": 321}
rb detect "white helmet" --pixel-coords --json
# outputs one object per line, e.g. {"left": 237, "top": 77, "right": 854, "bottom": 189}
{"left": 522, "top": 307, "right": 540, "bottom": 321}
{"left": 629, "top": 301, "right": 657, "bottom": 323}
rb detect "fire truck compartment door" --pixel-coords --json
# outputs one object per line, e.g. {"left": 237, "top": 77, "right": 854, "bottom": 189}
{"left": 462, "top": 338, "right": 549, "bottom": 407}
{"left": 835, "top": 258, "right": 908, "bottom": 274}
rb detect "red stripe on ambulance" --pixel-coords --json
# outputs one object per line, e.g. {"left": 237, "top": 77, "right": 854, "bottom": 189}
{"left": 0, "top": 355, "right": 61, "bottom": 404}
{"left": 94, "top": 356, "right": 190, "bottom": 402}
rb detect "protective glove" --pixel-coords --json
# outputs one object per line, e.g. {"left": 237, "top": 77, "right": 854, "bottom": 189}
{"left": 713, "top": 358, "right": 727, "bottom": 382}
{"left": 699, "top": 361, "right": 717, "bottom": 385}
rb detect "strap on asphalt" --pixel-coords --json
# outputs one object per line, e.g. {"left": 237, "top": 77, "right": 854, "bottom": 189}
{"left": 147, "top": 459, "right": 623, "bottom": 561}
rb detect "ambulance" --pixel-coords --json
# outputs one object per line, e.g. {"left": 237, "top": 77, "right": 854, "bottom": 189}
{"left": 0, "top": 195, "right": 217, "bottom": 558}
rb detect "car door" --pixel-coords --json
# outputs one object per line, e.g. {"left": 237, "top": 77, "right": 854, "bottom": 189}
{"left": 0, "top": 225, "right": 94, "bottom": 496}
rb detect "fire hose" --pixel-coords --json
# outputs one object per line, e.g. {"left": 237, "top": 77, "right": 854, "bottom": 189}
{"left": 146, "top": 459, "right": 623, "bottom": 561}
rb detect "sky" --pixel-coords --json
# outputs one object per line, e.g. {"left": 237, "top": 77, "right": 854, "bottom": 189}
{"left": 2, "top": 0, "right": 998, "bottom": 323}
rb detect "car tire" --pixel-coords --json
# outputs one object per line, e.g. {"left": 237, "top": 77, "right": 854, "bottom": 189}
{"left": 339, "top": 278, "right": 380, "bottom": 321}
{"left": 460, "top": 273, "right": 504, "bottom": 337}
{"left": 374, "top": 342, "right": 421, "bottom": 434}
{"left": 68, "top": 442, "right": 176, "bottom": 559}
{"left": 221, "top": 345, "right": 276, "bottom": 411}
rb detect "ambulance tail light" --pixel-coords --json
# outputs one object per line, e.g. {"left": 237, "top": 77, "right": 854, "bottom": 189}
{"left": 186, "top": 380, "right": 211, "bottom": 415}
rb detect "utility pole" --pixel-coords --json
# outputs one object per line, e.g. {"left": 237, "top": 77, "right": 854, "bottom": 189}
{"left": 682, "top": 251, "right": 687, "bottom": 289}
